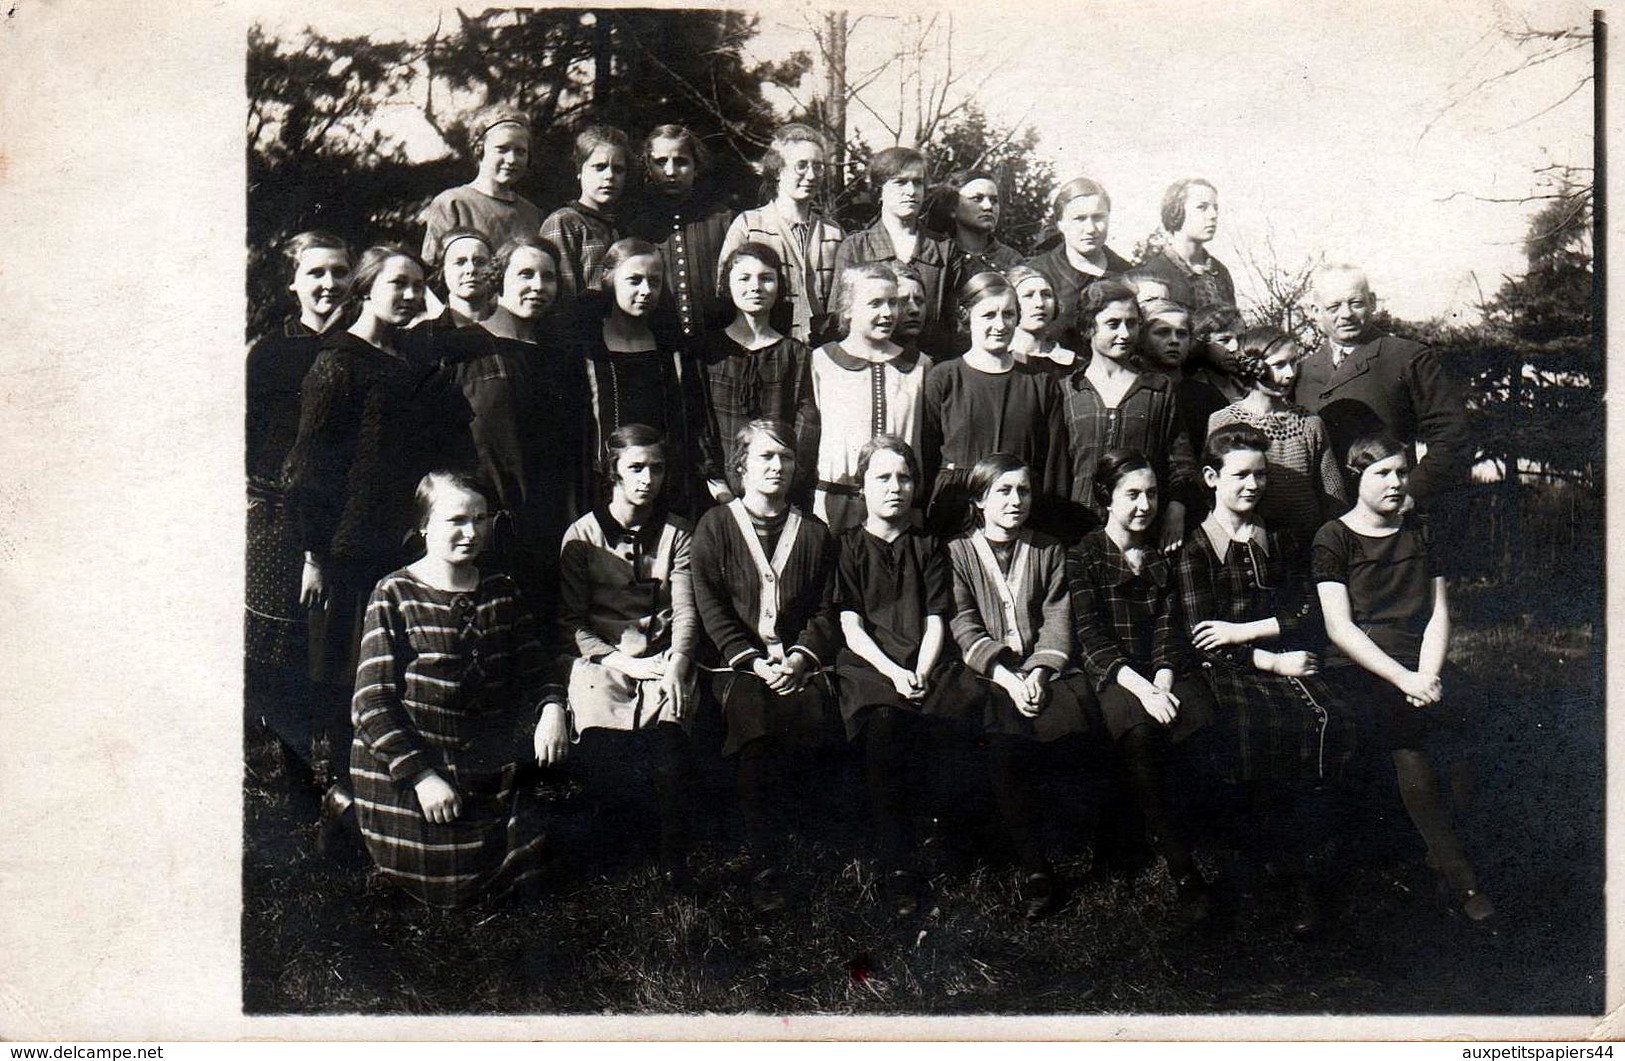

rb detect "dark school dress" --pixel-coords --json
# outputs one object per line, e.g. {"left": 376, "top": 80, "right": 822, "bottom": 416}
{"left": 1173, "top": 519, "right": 1357, "bottom": 782}
{"left": 691, "top": 500, "right": 841, "bottom": 755}
{"left": 350, "top": 569, "right": 557, "bottom": 908}
{"left": 1066, "top": 529, "right": 1215, "bottom": 743}
{"left": 832, "top": 525, "right": 984, "bottom": 739}
{"left": 422, "top": 325, "right": 581, "bottom": 608}
{"left": 580, "top": 333, "right": 715, "bottom": 521}
{"left": 1311, "top": 518, "right": 1481, "bottom": 755}
{"left": 946, "top": 529, "right": 1097, "bottom": 742}
{"left": 281, "top": 331, "right": 462, "bottom": 687}
{"left": 246, "top": 317, "right": 324, "bottom": 670}
{"left": 921, "top": 358, "right": 1073, "bottom": 540}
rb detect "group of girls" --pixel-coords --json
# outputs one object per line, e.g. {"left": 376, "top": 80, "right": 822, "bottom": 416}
{"left": 245, "top": 110, "right": 1491, "bottom": 929}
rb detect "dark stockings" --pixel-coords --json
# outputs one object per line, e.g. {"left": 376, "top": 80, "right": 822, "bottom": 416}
{"left": 1392, "top": 747, "right": 1478, "bottom": 893}
{"left": 1120, "top": 725, "right": 1195, "bottom": 881}
{"left": 862, "top": 706, "right": 914, "bottom": 870}
{"left": 988, "top": 733, "right": 1047, "bottom": 875}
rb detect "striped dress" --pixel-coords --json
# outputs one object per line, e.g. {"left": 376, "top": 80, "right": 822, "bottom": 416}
{"left": 350, "top": 568, "right": 560, "bottom": 908}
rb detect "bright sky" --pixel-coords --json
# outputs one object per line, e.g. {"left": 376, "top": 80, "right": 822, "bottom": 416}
{"left": 261, "top": 0, "right": 1594, "bottom": 322}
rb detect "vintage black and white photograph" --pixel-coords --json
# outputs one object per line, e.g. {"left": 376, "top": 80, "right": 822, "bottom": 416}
{"left": 232, "top": 0, "right": 1606, "bottom": 1025}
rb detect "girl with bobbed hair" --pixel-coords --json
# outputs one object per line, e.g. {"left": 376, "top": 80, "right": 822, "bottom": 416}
{"left": 805, "top": 262, "right": 934, "bottom": 532}
{"left": 697, "top": 241, "right": 818, "bottom": 506}
{"left": 922, "top": 271, "right": 1070, "bottom": 540}
{"left": 1023, "top": 177, "right": 1134, "bottom": 351}
{"left": 928, "top": 168, "right": 1024, "bottom": 297}
{"left": 1060, "top": 280, "right": 1198, "bottom": 551}
{"left": 1065, "top": 451, "right": 1216, "bottom": 923}
{"left": 1135, "top": 177, "right": 1236, "bottom": 315}
{"left": 1313, "top": 435, "right": 1495, "bottom": 923}
{"left": 1005, "top": 264, "right": 1079, "bottom": 377}
{"left": 575, "top": 238, "right": 714, "bottom": 520}
{"left": 541, "top": 124, "right": 633, "bottom": 310}
{"left": 1206, "top": 326, "right": 1346, "bottom": 551}
{"left": 690, "top": 419, "right": 841, "bottom": 914}
{"left": 833, "top": 435, "right": 984, "bottom": 916}
{"left": 717, "top": 122, "right": 845, "bottom": 343}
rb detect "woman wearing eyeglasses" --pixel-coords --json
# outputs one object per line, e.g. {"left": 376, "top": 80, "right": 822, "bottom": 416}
{"left": 717, "top": 123, "right": 845, "bottom": 344}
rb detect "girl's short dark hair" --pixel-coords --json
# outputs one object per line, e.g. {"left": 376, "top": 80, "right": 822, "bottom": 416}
{"left": 966, "top": 452, "right": 1030, "bottom": 508}
{"left": 573, "top": 125, "right": 631, "bottom": 171}
{"left": 600, "top": 422, "right": 668, "bottom": 487}
{"left": 435, "top": 228, "right": 492, "bottom": 268}
{"left": 642, "top": 123, "right": 709, "bottom": 177}
{"left": 413, "top": 469, "right": 497, "bottom": 532}
{"left": 1077, "top": 279, "right": 1140, "bottom": 337}
{"left": 597, "top": 237, "right": 663, "bottom": 292}
{"left": 1202, "top": 422, "right": 1271, "bottom": 475}
{"left": 721, "top": 240, "right": 783, "bottom": 280}
{"left": 1192, "top": 301, "right": 1244, "bottom": 341}
{"left": 282, "top": 231, "right": 350, "bottom": 278}
{"left": 1092, "top": 449, "right": 1154, "bottom": 509}
{"left": 1161, "top": 177, "right": 1217, "bottom": 234}
{"left": 868, "top": 145, "right": 927, "bottom": 192}
{"left": 491, "top": 235, "right": 564, "bottom": 294}
{"left": 1230, "top": 326, "right": 1298, "bottom": 388}
{"left": 350, "top": 245, "right": 425, "bottom": 304}
{"left": 730, "top": 418, "right": 797, "bottom": 480}
{"left": 923, "top": 168, "right": 1000, "bottom": 234}
{"left": 1346, "top": 434, "right": 1409, "bottom": 476}
{"left": 856, "top": 434, "right": 921, "bottom": 489}
{"left": 955, "top": 270, "right": 1016, "bottom": 328}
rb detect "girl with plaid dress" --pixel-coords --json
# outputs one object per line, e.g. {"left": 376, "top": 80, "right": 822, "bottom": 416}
{"left": 696, "top": 242, "right": 818, "bottom": 507}
{"left": 350, "top": 472, "right": 569, "bottom": 907}
{"left": 1173, "top": 423, "right": 1356, "bottom": 934}
{"left": 1066, "top": 450, "right": 1216, "bottom": 922}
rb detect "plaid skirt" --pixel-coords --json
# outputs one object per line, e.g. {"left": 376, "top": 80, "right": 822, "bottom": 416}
{"left": 1200, "top": 659, "right": 1358, "bottom": 783}
{"left": 350, "top": 749, "right": 548, "bottom": 908}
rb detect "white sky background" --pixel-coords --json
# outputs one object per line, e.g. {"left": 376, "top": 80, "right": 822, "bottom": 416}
{"left": 262, "top": 0, "right": 1595, "bottom": 323}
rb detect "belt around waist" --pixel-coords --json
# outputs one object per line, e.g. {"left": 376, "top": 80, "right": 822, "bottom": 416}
{"left": 815, "top": 479, "right": 861, "bottom": 497}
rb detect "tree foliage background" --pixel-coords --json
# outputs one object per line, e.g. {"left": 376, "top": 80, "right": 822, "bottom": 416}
{"left": 247, "top": 9, "right": 1058, "bottom": 344}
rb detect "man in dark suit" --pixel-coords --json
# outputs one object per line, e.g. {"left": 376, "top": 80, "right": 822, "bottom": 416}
{"left": 1297, "top": 265, "right": 1472, "bottom": 514}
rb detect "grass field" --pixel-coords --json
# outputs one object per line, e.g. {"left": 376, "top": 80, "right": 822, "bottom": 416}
{"left": 242, "top": 579, "right": 1603, "bottom": 1017}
